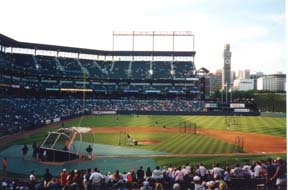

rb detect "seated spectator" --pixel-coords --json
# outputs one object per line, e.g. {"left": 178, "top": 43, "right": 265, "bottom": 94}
{"left": 140, "top": 181, "right": 152, "bottom": 190}
{"left": 206, "top": 180, "right": 216, "bottom": 190}
{"left": 173, "top": 183, "right": 181, "bottom": 190}
{"left": 218, "top": 180, "right": 228, "bottom": 190}
{"left": 193, "top": 176, "right": 205, "bottom": 190}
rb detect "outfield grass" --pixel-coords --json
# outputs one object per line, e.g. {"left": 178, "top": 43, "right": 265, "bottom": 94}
{"left": 61, "top": 115, "right": 286, "bottom": 137}
{"left": 12, "top": 115, "right": 285, "bottom": 153}
{"left": 87, "top": 132, "right": 237, "bottom": 154}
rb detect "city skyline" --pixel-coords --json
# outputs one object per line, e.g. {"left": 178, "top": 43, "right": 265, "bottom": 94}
{"left": 0, "top": 0, "right": 285, "bottom": 74}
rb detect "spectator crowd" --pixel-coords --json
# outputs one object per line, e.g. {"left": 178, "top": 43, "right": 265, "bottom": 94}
{"left": 0, "top": 157, "right": 286, "bottom": 190}
{"left": 0, "top": 97, "right": 203, "bottom": 136}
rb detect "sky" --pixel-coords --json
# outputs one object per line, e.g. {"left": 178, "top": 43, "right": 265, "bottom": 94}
{"left": 0, "top": 0, "right": 285, "bottom": 74}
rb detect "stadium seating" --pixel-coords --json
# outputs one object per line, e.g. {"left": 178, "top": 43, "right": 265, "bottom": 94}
{"left": 0, "top": 53, "right": 197, "bottom": 80}
{"left": 152, "top": 61, "right": 172, "bottom": 79}
{"left": 131, "top": 61, "right": 151, "bottom": 79}
{"left": 110, "top": 61, "right": 130, "bottom": 79}
{"left": 0, "top": 52, "right": 14, "bottom": 68}
{"left": 0, "top": 97, "right": 203, "bottom": 136}
{"left": 35, "top": 55, "right": 63, "bottom": 76}
{"left": 173, "top": 61, "right": 195, "bottom": 78}
{"left": 57, "top": 57, "right": 84, "bottom": 77}
{"left": 12, "top": 53, "right": 37, "bottom": 72}
{"left": 79, "top": 59, "right": 106, "bottom": 78}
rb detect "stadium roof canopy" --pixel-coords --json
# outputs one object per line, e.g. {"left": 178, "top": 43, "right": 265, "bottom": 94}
{"left": 0, "top": 33, "right": 195, "bottom": 57}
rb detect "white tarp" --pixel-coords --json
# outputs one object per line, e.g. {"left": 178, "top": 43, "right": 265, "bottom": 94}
{"left": 71, "top": 127, "right": 91, "bottom": 134}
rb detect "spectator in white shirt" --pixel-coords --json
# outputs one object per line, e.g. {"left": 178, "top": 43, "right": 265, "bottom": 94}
{"left": 212, "top": 163, "right": 224, "bottom": 180}
{"left": 152, "top": 166, "right": 163, "bottom": 180}
{"left": 253, "top": 161, "right": 262, "bottom": 178}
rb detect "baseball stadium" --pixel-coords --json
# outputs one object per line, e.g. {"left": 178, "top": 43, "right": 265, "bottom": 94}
{"left": 0, "top": 32, "right": 286, "bottom": 190}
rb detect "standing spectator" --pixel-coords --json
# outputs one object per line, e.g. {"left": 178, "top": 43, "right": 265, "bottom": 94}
{"left": 212, "top": 163, "right": 224, "bottom": 180}
{"left": 83, "top": 169, "right": 92, "bottom": 190}
{"left": 265, "top": 158, "right": 276, "bottom": 189}
{"left": 253, "top": 161, "right": 262, "bottom": 178}
{"left": 146, "top": 167, "right": 152, "bottom": 179}
{"left": 43, "top": 168, "right": 52, "bottom": 187}
{"left": 130, "top": 169, "right": 137, "bottom": 182}
{"left": 22, "top": 144, "right": 29, "bottom": 160}
{"left": 2, "top": 157, "right": 7, "bottom": 176}
{"left": 152, "top": 166, "right": 163, "bottom": 180}
{"left": 270, "top": 159, "right": 286, "bottom": 189}
{"left": 232, "top": 164, "right": 243, "bottom": 177}
{"left": 60, "top": 168, "right": 68, "bottom": 187}
{"left": 89, "top": 168, "right": 104, "bottom": 190}
{"left": 251, "top": 160, "right": 257, "bottom": 172}
{"left": 29, "top": 170, "right": 36, "bottom": 189}
{"left": 137, "top": 166, "right": 145, "bottom": 182}
{"left": 198, "top": 163, "right": 207, "bottom": 180}
{"left": 242, "top": 162, "right": 252, "bottom": 178}
{"left": 185, "top": 163, "right": 191, "bottom": 176}
{"left": 112, "top": 170, "right": 121, "bottom": 183}
{"left": 174, "top": 167, "right": 184, "bottom": 183}
{"left": 73, "top": 170, "right": 83, "bottom": 190}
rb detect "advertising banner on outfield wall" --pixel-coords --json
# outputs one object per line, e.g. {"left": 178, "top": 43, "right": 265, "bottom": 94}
{"left": 230, "top": 103, "right": 245, "bottom": 108}
{"left": 45, "top": 120, "right": 51, "bottom": 124}
{"left": 53, "top": 118, "right": 61, "bottom": 123}
{"left": 234, "top": 109, "right": 250, "bottom": 112}
{"left": 92, "top": 111, "right": 117, "bottom": 115}
{"left": 204, "top": 103, "right": 218, "bottom": 108}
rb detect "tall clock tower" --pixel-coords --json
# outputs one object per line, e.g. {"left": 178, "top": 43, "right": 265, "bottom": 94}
{"left": 222, "top": 44, "right": 231, "bottom": 90}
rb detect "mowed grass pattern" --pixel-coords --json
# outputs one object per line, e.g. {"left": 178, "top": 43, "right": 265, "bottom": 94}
{"left": 63, "top": 115, "right": 286, "bottom": 137}
{"left": 90, "top": 133, "right": 236, "bottom": 154}
{"left": 10, "top": 115, "right": 285, "bottom": 155}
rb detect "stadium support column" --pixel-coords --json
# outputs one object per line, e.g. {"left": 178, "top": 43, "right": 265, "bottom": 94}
{"left": 152, "top": 31, "right": 155, "bottom": 62}
{"left": 112, "top": 31, "right": 115, "bottom": 51}
{"left": 112, "top": 31, "right": 115, "bottom": 62}
{"left": 132, "top": 31, "right": 135, "bottom": 62}
{"left": 172, "top": 31, "right": 175, "bottom": 62}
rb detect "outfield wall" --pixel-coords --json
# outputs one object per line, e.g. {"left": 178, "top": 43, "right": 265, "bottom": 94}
{"left": 117, "top": 111, "right": 260, "bottom": 116}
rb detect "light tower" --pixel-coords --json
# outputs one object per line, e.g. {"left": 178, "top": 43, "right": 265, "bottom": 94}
{"left": 222, "top": 44, "right": 232, "bottom": 103}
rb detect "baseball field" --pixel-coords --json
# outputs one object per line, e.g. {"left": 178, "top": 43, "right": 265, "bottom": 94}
{"left": 0, "top": 114, "right": 286, "bottom": 175}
